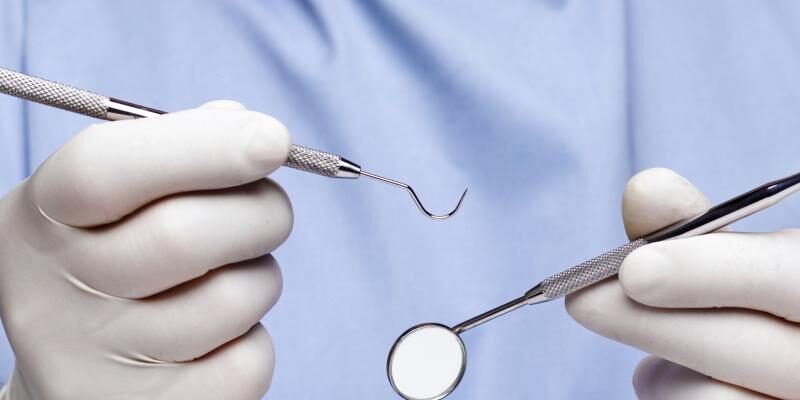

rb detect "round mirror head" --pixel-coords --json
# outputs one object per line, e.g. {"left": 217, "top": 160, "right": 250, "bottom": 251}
{"left": 387, "top": 323, "right": 467, "bottom": 400}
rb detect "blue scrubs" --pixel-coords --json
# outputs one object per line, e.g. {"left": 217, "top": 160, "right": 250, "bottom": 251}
{"left": 2, "top": 1, "right": 799, "bottom": 398}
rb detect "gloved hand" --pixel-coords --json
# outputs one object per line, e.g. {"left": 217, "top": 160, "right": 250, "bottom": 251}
{"left": 0, "top": 100, "right": 293, "bottom": 400}
{"left": 566, "top": 168, "right": 800, "bottom": 400}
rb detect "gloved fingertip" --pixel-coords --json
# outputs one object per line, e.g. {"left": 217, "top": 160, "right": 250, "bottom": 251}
{"left": 622, "top": 168, "right": 710, "bottom": 240}
{"left": 633, "top": 355, "right": 666, "bottom": 398}
{"left": 200, "top": 99, "right": 248, "bottom": 110}
{"left": 243, "top": 113, "right": 292, "bottom": 175}
{"left": 619, "top": 244, "right": 671, "bottom": 305}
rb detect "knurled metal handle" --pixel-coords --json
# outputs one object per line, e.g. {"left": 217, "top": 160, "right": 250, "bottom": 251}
{"left": 0, "top": 67, "right": 351, "bottom": 178}
{"left": 540, "top": 239, "right": 648, "bottom": 299}
{"left": 284, "top": 145, "right": 342, "bottom": 177}
{"left": 0, "top": 67, "right": 108, "bottom": 119}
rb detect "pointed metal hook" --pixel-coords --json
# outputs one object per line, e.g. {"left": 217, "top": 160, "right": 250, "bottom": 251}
{"left": 360, "top": 171, "right": 467, "bottom": 220}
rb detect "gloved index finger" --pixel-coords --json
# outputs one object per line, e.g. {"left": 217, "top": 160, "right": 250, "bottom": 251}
{"left": 620, "top": 230, "right": 800, "bottom": 322}
{"left": 30, "top": 106, "right": 291, "bottom": 227}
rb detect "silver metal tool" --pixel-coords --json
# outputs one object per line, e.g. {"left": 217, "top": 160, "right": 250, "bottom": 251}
{"left": 0, "top": 67, "right": 467, "bottom": 220}
{"left": 387, "top": 171, "right": 800, "bottom": 400}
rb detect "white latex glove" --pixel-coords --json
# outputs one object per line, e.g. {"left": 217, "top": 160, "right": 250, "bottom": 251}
{"left": 566, "top": 168, "right": 800, "bottom": 400}
{"left": 0, "top": 100, "right": 293, "bottom": 400}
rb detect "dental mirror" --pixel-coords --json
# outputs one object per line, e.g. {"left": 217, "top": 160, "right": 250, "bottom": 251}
{"left": 388, "top": 294, "right": 541, "bottom": 399}
{"left": 387, "top": 323, "right": 466, "bottom": 400}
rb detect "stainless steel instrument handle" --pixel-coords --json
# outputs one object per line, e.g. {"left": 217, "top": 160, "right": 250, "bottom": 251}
{"left": 536, "top": 239, "right": 647, "bottom": 299}
{"left": 0, "top": 67, "right": 107, "bottom": 119}
{"left": 0, "top": 67, "right": 353, "bottom": 179}
{"left": 525, "top": 171, "right": 800, "bottom": 303}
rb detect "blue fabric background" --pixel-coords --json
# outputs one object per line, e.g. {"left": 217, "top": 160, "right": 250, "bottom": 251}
{"left": 2, "top": 1, "right": 800, "bottom": 398}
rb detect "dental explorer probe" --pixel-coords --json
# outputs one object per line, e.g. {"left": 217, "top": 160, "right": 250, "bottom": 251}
{"left": 0, "top": 67, "right": 467, "bottom": 220}
{"left": 451, "top": 171, "right": 800, "bottom": 334}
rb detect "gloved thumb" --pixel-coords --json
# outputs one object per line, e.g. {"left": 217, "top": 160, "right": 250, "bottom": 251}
{"left": 621, "top": 168, "right": 710, "bottom": 240}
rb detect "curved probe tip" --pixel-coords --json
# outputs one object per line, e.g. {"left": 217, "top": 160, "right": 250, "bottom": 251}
{"left": 426, "top": 187, "right": 468, "bottom": 220}
{"left": 359, "top": 171, "right": 467, "bottom": 220}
